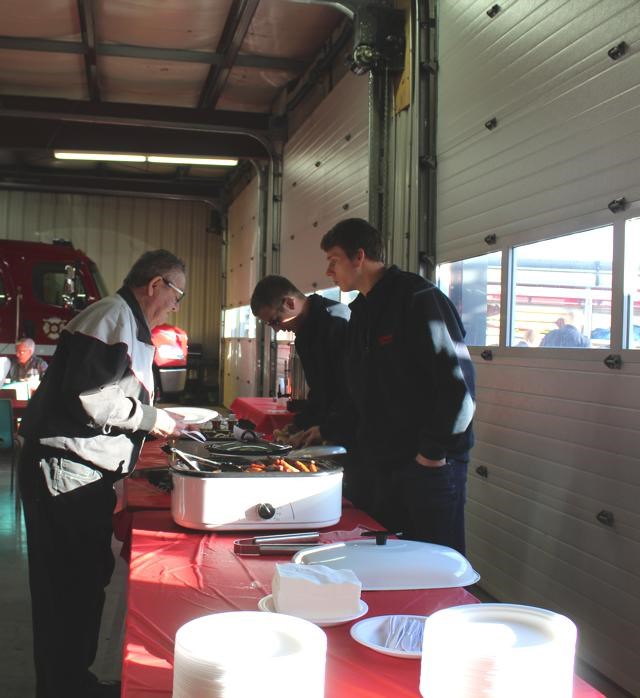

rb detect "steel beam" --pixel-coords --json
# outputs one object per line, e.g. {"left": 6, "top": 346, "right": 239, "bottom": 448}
{"left": 76, "top": 0, "right": 100, "bottom": 102}
{"left": 198, "top": 0, "right": 261, "bottom": 110}
{"left": 0, "top": 36, "right": 303, "bottom": 73}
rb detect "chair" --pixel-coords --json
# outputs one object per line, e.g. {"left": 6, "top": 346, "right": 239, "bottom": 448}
{"left": 0, "top": 398, "right": 20, "bottom": 492}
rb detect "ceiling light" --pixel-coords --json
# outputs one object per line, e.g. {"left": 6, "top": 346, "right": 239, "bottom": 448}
{"left": 147, "top": 155, "right": 239, "bottom": 167}
{"left": 54, "top": 151, "right": 146, "bottom": 162}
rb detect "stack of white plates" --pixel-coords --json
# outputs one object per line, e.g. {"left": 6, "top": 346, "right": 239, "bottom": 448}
{"left": 419, "top": 604, "right": 577, "bottom": 698}
{"left": 173, "top": 611, "right": 327, "bottom": 698}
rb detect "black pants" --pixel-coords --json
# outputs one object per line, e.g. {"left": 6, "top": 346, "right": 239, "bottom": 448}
{"left": 347, "top": 457, "right": 468, "bottom": 555}
{"left": 19, "top": 442, "right": 118, "bottom": 698}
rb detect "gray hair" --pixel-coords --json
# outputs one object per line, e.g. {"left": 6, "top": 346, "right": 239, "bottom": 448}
{"left": 123, "top": 249, "right": 186, "bottom": 288}
{"left": 17, "top": 337, "right": 35, "bottom": 350}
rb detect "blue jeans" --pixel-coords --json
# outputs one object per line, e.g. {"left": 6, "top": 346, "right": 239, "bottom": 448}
{"left": 370, "top": 458, "right": 468, "bottom": 555}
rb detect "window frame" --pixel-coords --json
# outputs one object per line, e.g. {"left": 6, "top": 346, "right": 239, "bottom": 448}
{"left": 435, "top": 198, "right": 640, "bottom": 362}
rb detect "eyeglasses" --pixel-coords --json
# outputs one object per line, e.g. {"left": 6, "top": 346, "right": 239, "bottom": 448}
{"left": 162, "top": 278, "right": 185, "bottom": 303}
{"left": 265, "top": 304, "right": 284, "bottom": 328}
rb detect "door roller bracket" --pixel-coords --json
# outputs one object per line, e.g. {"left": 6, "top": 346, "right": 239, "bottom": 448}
{"left": 603, "top": 354, "right": 622, "bottom": 370}
{"left": 596, "top": 510, "right": 614, "bottom": 527}
{"left": 475, "top": 465, "right": 489, "bottom": 479}
{"left": 607, "top": 197, "right": 627, "bottom": 213}
{"left": 607, "top": 42, "right": 627, "bottom": 61}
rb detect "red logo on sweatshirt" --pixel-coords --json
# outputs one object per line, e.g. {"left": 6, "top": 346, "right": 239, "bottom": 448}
{"left": 378, "top": 334, "right": 393, "bottom": 346}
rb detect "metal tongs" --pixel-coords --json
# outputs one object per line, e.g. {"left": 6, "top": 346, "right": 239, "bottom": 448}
{"left": 180, "top": 430, "right": 208, "bottom": 443}
{"left": 233, "top": 531, "right": 321, "bottom": 556}
{"left": 163, "top": 445, "right": 243, "bottom": 472}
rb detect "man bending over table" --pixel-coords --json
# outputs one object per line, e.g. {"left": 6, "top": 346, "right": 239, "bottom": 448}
{"left": 250, "top": 275, "right": 351, "bottom": 448}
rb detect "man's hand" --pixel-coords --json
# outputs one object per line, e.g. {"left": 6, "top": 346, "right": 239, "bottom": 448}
{"left": 415, "top": 453, "right": 446, "bottom": 468}
{"left": 151, "top": 408, "right": 188, "bottom": 438}
{"left": 290, "top": 425, "right": 323, "bottom": 449}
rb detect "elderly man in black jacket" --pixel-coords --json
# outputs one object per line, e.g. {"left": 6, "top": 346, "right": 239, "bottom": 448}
{"left": 251, "top": 275, "right": 350, "bottom": 447}
{"left": 320, "top": 219, "right": 476, "bottom": 554}
{"left": 19, "top": 249, "right": 188, "bottom": 698}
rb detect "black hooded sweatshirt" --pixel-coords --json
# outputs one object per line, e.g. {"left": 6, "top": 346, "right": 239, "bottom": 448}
{"left": 343, "top": 265, "right": 475, "bottom": 468}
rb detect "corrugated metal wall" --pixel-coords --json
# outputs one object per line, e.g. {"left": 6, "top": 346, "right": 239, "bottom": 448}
{"left": 0, "top": 190, "right": 222, "bottom": 360}
{"left": 436, "top": 2, "right": 640, "bottom": 693}
{"left": 280, "top": 71, "right": 369, "bottom": 291}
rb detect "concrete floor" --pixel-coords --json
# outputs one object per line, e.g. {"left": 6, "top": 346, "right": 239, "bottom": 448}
{"left": 0, "top": 446, "right": 633, "bottom": 698}
{"left": 0, "top": 449, "right": 127, "bottom": 698}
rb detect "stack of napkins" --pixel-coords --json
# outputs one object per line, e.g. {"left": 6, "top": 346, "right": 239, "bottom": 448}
{"left": 272, "top": 563, "right": 362, "bottom": 620}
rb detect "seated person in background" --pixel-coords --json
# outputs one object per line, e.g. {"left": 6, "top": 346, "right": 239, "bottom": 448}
{"left": 539, "top": 313, "right": 590, "bottom": 348}
{"left": 250, "top": 275, "right": 350, "bottom": 448}
{"left": 7, "top": 337, "right": 48, "bottom": 381}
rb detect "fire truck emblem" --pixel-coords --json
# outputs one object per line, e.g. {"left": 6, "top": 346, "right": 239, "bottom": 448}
{"left": 43, "top": 317, "right": 66, "bottom": 340}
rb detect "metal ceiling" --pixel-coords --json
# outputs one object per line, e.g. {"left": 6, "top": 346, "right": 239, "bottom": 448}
{"left": 0, "top": 0, "right": 352, "bottom": 203}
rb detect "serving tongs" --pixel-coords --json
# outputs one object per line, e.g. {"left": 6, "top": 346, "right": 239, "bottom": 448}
{"left": 162, "top": 445, "right": 245, "bottom": 472}
{"left": 234, "top": 531, "right": 321, "bottom": 556}
{"left": 179, "top": 429, "right": 208, "bottom": 443}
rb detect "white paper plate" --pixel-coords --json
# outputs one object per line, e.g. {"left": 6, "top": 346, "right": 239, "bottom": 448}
{"left": 169, "top": 407, "right": 219, "bottom": 425}
{"left": 350, "top": 615, "right": 428, "bottom": 659}
{"left": 423, "top": 603, "right": 577, "bottom": 650}
{"left": 258, "top": 594, "right": 368, "bottom": 628}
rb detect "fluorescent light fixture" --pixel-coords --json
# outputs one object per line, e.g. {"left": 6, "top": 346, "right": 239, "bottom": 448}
{"left": 147, "top": 155, "right": 238, "bottom": 166}
{"left": 53, "top": 151, "right": 239, "bottom": 167}
{"left": 54, "top": 151, "right": 146, "bottom": 162}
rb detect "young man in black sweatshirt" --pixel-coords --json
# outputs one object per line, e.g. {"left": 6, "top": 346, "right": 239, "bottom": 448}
{"left": 320, "top": 218, "right": 475, "bottom": 554}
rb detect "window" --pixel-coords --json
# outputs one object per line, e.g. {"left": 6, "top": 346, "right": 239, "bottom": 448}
{"left": 340, "top": 289, "right": 359, "bottom": 305}
{"left": 626, "top": 217, "right": 640, "bottom": 350}
{"left": 315, "top": 287, "right": 340, "bottom": 302}
{"left": 512, "top": 227, "right": 612, "bottom": 349}
{"left": 33, "top": 263, "right": 88, "bottom": 309}
{"left": 222, "top": 306, "right": 256, "bottom": 339}
{"left": 313, "top": 285, "right": 357, "bottom": 305}
{"left": 437, "top": 252, "right": 502, "bottom": 346}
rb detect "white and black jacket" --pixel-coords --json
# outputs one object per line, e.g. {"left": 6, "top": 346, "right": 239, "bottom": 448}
{"left": 20, "top": 287, "right": 158, "bottom": 475}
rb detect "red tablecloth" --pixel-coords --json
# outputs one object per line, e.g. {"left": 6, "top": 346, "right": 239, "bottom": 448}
{"left": 230, "top": 396, "right": 294, "bottom": 434}
{"left": 112, "top": 438, "right": 172, "bottom": 556}
{"left": 121, "top": 507, "right": 604, "bottom": 698}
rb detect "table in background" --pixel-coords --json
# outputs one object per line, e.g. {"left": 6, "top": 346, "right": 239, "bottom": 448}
{"left": 2, "top": 381, "right": 34, "bottom": 426}
{"left": 230, "top": 396, "right": 295, "bottom": 434}
{"left": 121, "top": 507, "right": 604, "bottom": 698}
{"left": 2, "top": 381, "right": 35, "bottom": 401}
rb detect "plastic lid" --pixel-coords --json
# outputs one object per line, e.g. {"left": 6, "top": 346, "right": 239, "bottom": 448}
{"left": 292, "top": 539, "right": 480, "bottom": 591}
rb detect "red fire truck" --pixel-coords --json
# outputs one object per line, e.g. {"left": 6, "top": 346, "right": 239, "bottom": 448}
{"left": 0, "top": 239, "right": 188, "bottom": 399}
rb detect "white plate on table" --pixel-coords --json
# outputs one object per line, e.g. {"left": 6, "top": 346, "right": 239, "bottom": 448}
{"left": 258, "top": 594, "right": 368, "bottom": 628}
{"left": 350, "top": 615, "right": 428, "bottom": 659}
{"left": 168, "top": 407, "right": 219, "bottom": 425}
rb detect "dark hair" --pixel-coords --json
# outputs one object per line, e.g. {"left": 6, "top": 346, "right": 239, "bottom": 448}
{"left": 123, "top": 249, "right": 186, "bottom": 288}
{"left": 320, "top": 218, "right": 384, "bottom": 262}
{"left": 250, "top": 275, "right": 304, "bottom": 315}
